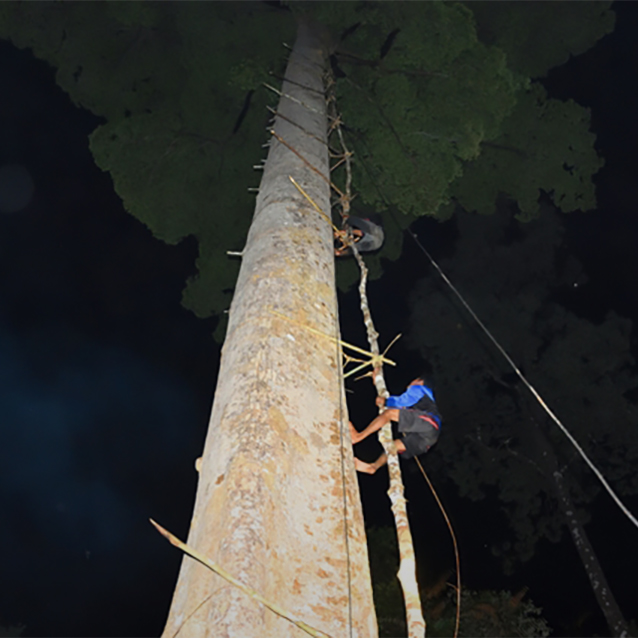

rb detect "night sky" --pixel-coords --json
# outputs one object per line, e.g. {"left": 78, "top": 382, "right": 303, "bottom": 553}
{"left": 2, "top": 3, "right": 638, "bottom": 637}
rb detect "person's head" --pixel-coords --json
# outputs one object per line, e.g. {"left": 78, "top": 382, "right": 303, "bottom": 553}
{"left": 408, "top": 365, "right": 434, "bottom": 388}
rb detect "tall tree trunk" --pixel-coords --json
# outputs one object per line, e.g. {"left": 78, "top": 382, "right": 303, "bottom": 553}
{"left": 522, "top": 398, "right": 629, "bottom": 637}
{"left": 162, "top": 19, "right": 377, "bottom": 638}
{"left": 551, "top": 468, "right": 629, "bottom": 637}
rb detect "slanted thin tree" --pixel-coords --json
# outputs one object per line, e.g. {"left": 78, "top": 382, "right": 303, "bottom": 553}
{"left": 407, "top": 206, "right": 635, "bottom": 636}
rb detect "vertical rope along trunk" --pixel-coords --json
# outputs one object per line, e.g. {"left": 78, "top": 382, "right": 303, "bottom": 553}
{"left": 351, "top": 245, "right": 426, "bottom": 638}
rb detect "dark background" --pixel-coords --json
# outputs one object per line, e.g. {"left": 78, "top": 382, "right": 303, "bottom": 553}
{"left": 1, "top": 2, "right": 637, "bottom": 636}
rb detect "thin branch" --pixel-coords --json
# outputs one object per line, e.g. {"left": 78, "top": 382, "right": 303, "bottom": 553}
{"left": 335, "top": 50, "right": 447, "bottom": 79}
{"left": 267, "top": 105, "right": 328, "bottom": 147}
{"left": 288, "top": 175, "right": 340, "bottom": 231}
{"left": 150, "top": 519, "right": 332, "bottom": 638}
{"left": 263, "top": 82, "right": 324, "bottom": 115}
{"left": 268, "top": 71, "right": 325, "bottom": 95}
{"left": 270, "top": 130, "right": 344, "bottom": 199}
{"left": 269, "top": 309, "right": 395, "bottom": 367}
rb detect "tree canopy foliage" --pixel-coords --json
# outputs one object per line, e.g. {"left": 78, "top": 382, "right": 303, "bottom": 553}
{"left": 466, "top": 1, "right": 615, "bottom": 78}
{"left": 0, "top": 2, "right": 296, "bottom": 325}
{"left": 407, "top": 203, "right": 638, "bottom": 567}
{"left": 0, "top": 1, "right": 614, "bottom": 326}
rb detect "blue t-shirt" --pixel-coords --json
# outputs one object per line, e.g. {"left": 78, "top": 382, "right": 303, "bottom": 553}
{"left": 385, "top": 384, "right": 434, "bottom": 408}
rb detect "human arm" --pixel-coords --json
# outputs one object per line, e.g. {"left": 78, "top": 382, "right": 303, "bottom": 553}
{"left": 350, "top": 410, "right": 400, "bottom": 444}
{"left": 384, "top": 385, "right": 428, "bottom": 409}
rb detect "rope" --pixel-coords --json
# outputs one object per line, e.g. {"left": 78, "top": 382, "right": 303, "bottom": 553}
{"left": 308, "top": 73, "right": 355, "bottom": 637}
{"left": 269, "top": 308, "right": 395, "bottom": 368}
{"left": 333, "top": 266, "right": 355, "bottom": 638}
{"left": 414, "top": 458, "right": 461, "bottom": 638}
{"left": 341, "top": 123, "right": 638, "bottom": 533}
{"left": 406, "top": 227, "right": 638, "bottom": 531}
{"left": 326, "top": 91, "right": 426, "bottom": 634}
{"left": 325, "top": 93, "right": 461, "bottom": 634}
{"left": 268, "top": 59, "right": 356, "bottom": 635}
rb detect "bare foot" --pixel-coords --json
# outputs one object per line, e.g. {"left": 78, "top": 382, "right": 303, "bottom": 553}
{"left": 354, "top": 458, "right": 376, "bottom": 474}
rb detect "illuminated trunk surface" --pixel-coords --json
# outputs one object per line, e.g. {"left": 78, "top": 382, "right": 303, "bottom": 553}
{"left": 162, "top": 19, "right": 378, "bottom": 638}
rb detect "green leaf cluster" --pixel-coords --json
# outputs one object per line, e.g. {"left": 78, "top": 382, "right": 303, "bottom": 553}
{"left": 449, "top": 84, "right": 603, "bottom": 220}
{"left": 0, "top": 2, "right": 295, "bottom": 318}
{"left": 319, "top": 1, "right": 611, "bottom": 289}
{"left": 323, "top": 2, "right": 522, "bottom": 217}
{"left": 0, "top": 1, "right": 615, "bottom": 322}
{"left": 466, "top": 1, "right": 615, "bottom": 79}
{"left": 407, "top": 205, "right": 638, "bottom": 567}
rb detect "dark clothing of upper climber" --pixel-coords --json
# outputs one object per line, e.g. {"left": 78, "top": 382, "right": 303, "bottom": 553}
{"left": 346, "top": 217, "right": 385, "bottom": 252}
{"left": 335, "top": 216, "right": 384, "bottom": 256}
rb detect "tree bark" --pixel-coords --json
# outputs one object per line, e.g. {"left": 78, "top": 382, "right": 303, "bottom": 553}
{"left": 522, "top": 400, "right": 629, "bottom": 637}
{"left": 162, "top": 19, "right": 377, "bottom": 638}
{"left": 551, "top": 468, "right": 629, "bottom": 637}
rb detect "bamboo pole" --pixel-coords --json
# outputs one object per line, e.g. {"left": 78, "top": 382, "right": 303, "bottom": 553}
{"left": 351, "top": 243, "right": 426, "bottom": 638}
{"left": 328, "top": 71, "right": 425, "bottom": 638}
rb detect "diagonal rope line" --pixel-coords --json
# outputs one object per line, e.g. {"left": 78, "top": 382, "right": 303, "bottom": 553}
{"left": 342, "top": 124, "right": 638, "bottom": 531}
{"left": 406, "top": 227, "right": 638, "bottom": 531}
{"left": 326, "top": 78, "right": 426, "bottom": 636}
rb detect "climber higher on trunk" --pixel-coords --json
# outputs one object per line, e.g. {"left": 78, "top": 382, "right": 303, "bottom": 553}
{"left": 334, "top": 215, "right": 384, "bottom": 256}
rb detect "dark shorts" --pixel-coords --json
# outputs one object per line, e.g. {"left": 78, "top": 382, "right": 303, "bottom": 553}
{"left": 397, "top": 409, "right": 440, "bottom": 459}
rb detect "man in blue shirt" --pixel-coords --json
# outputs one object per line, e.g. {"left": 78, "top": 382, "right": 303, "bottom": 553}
{"left": 350, "top": 373, "right": 441, "bottom": 474}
